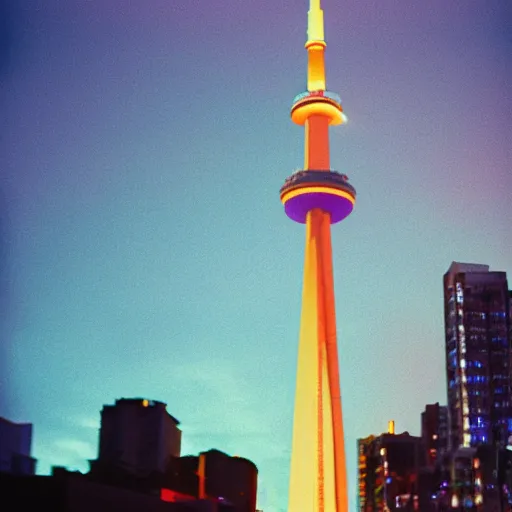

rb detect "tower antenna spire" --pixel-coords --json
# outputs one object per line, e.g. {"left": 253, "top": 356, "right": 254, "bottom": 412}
{"left": 305, "top": 0, "right": 327, "bottom": 91}
{"left": 307, "top": 0, "right": 325, "bottom": 44}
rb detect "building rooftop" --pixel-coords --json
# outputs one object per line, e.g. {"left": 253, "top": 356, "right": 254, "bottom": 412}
{"left": 446, "top": 262, "right": 490, "bottom": 275}
{"left": 105, "top": 398, "right": 180, "bottom": 426}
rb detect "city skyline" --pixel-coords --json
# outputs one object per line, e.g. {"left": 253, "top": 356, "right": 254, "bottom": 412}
{"left": 1, "top": 1, "right": 511, "bottom": 511}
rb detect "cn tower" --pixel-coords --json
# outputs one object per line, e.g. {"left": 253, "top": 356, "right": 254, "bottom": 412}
{"left": 280, "top": 1, "right": 355, "bottom": 511}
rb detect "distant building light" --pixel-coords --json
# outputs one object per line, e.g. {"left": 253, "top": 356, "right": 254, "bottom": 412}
{"left": 142, "top": 399, "right": 149, "bottom": 407}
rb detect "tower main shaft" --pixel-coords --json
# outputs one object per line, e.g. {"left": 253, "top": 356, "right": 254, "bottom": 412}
{"left": 281, "top": 1, "right": 355, "bottom": 511}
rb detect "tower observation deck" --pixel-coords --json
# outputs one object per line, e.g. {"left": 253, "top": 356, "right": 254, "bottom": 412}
{"left": 281, "top": 1, "right": 355, "bottom": 511}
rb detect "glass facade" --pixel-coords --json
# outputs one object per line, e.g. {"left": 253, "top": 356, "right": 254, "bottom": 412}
{"left": 444, "top": 263, "right": 512, "bottom": 450}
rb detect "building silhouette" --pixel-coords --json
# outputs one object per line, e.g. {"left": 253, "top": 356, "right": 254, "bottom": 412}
{"left": 0, "top": 416, "right": 36, "bottom": 475}
{"left": 197, "top": 450, "right": 257, "bottom": 512}
{"left": 357, "top": 435, "right": 374, "bottom": 512}
{"left": 280, "top": 1, "right": 356, "bottom": 510}
{"left": 83, "top": 399, "right": 257, "bottom": 511}
{"left": 417, "top": 404, "right": 452, "bottom": 511}
{"left": 166, "top": 449, "right": 258, "bottom": 512}
{"left": 443, "top": 262, "right": 512, "bottom": 450}
{"left": 0, "top": 469, "right": 235, "bottom": 512}
{"left": 0, "top": 398, "right": 259, "bottom": 511}
{"left": 92, "top": 398, "right": 181, "bottom": 477}
{"left": 357, "top": 425, "right": 423, "bottom": 512}
{"left": 421, "top": 403, "right": 448, "bottom": 468}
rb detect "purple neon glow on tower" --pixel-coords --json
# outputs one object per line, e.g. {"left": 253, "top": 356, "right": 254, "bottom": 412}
{"left": 281, "top": 170, "right": 356, "bottom": 224}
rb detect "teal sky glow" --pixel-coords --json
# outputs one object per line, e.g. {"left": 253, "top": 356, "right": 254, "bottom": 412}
{"left": 1, "top": 1, "right": 511, "bottom": 510}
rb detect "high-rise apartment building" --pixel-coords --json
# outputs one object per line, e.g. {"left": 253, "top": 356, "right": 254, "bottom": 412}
{"left": 444, "top": 262, "right": 512, "bottom": 450}
{"left": 95, "top": 398, "right": 181, "bottom": 476}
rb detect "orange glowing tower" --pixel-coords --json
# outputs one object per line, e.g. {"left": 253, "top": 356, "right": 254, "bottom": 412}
{"left": 280, "top": 1, "right": 355, "bottom": 511}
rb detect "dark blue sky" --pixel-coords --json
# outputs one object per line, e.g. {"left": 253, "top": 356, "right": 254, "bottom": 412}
{"left": 1, "top": 1, "right": 511, "bottom": 510}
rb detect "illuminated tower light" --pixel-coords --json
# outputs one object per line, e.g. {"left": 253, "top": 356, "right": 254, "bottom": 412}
{"left": 291, "top": 90, "right": 347, "bottom": 126}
